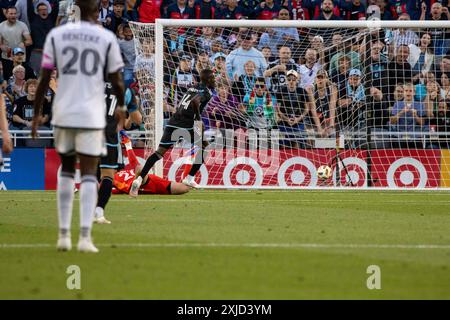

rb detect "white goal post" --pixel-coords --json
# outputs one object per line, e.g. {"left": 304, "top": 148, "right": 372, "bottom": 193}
{"left": 130, "top": 19, "right": 450, "bottom": 189}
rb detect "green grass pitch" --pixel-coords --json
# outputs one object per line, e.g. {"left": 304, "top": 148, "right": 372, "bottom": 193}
{"left": 0, "top": 190, "right": 449, "bottom": 299}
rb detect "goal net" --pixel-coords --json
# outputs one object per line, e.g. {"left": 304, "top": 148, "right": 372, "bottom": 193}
{"left": 130, "top": 19, "right": 450, "bottom": 189}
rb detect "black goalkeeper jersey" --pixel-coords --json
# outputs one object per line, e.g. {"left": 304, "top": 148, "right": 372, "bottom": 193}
{"left": 167, "top": 84, "right": 213, "bottom": 129}
{"left": 104, "top": 82, "right": 119, "bottom": 144}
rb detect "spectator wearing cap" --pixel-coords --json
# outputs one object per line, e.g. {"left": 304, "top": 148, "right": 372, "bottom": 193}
{"left": 119, "top": 24, "right": 136, "bottom": 88}
{"left": 276, "top": 69, "right": 316, "bottom": 147}
{"left": 0, "top": 6, "right": 32, "bottom": 72}
{"left": 258, "top": 8, "right": 300, "bottom": 55}
{"left": 3, "top": 46, "right": 34, "bottom": 80}
{"left": 254, "top": 0, "right": 281, "bottom": 20}
{"left": 337, "top": 68, "right": 366, "bottom": 131}
{"left": 241, "top": 76, "right": 277, "bottom": 130}
{"left": 15, "top": 0, "right": 57, "bottom": 28}
{"left": 29, "top": 0, "right": 54, "bottom": 75}
{"left": 264, "top": 45, "right": 300, "bottom": 93}
{"left": 226, "top": 31, "right": 267, "bottom": 81}
{"left": 169, "top": 54, "right": 198, "bottom": 109}
{"left": 211, "top": 52, "right": 231, "bottom": 84}
{"left": 104, "top": 0, "right": 130, "bottom": 35}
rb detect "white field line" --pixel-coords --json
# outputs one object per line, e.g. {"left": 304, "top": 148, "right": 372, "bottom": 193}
{"left": 1, "top": 243, "right": 450, "bottom": 249}
{"left": 4, "top": 190, "right": 450, "bottom": 195}
{"left": 1, "top": 198, "right": 450, "bottom": 205}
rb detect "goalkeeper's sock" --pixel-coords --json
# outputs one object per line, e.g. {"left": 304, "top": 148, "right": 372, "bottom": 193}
{"left": 139, "top": 152, "right": 163, "bottom": 179}
{"left": 79, "top": 175, "right": 98, "bottom": 238}
{"left": 97, "top": 176, "right": 113, "bottom": 211}
{"left": 126, "top": 148, "right": 140, "bottom": 169}
{"left": 57, "top": 171, "right": 75, "bottom": 233}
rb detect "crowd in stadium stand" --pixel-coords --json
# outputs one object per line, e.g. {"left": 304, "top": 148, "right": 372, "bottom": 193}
{"left": 1, "top": 0, "right": 450, "bottom": 148}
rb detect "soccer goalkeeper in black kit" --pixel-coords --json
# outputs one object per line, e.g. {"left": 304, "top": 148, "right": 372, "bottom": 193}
{"left": 129, "top": 69, "right": 216, "bottom": 197}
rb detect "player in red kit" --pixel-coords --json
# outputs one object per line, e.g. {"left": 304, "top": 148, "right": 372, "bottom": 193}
{"left": 113, "top": 131, "right": 191, "bottom": 196}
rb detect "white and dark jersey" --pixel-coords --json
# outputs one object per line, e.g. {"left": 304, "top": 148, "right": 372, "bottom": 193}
{"left": 168, "top": 84, "right": 213, "bottom": 129}
{"left": 41, "top": 21, "right": 124, "bottom": 129}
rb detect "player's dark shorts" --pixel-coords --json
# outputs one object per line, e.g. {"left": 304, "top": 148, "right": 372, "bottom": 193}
{"left": 159, "top": 125, "right": 202, "bottom": 148}
{"left": 100, "top": 132, "right": 123, "bottom": 170}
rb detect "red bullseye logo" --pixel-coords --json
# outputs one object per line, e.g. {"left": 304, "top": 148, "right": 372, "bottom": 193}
{"left": 277, "top": 157, "right": 317, "bottom": 187}
{"left": 387, "top": 158, "right": 427, "bottom": 188}
{"left": 223, "top": 157, "right": 263, "bottom": 186}
{"left": 332, "top": 157, "right": 367, "bottom": 187}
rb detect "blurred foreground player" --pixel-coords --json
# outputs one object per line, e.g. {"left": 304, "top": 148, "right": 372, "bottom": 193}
{"left": 95, "top": 132, "right": 191, "bottom": 223}
{"left": 94, "top": 84, "right": 142, "bottom": 225}
{"left": 129, "top": 69, "right": 216, "bottom": 197}
{"left": 32, "top": 0, "right": 125, "bottom": 253}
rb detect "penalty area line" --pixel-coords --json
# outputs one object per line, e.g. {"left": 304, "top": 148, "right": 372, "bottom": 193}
{"left": 1, "top": 243, "right": 450, "bottom": 249}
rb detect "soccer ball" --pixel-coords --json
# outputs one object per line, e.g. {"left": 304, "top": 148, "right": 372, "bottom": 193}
{"left": 317, "top": 165, "right": 332, "bottom": 180}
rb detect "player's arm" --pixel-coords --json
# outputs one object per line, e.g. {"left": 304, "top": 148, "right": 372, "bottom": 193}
{"left": 0, "top": 95, "right": 12, "bottom": 153}
{"left": 32, "top": 68, "right": 52, "bottom": 138}
{"left": 191, "top": 94, "right": 202, "bottom": 121}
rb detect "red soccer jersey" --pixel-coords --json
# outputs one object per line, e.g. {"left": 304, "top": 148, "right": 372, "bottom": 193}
{"left": 113, "top": 169, "right": 172, "bottom": 195}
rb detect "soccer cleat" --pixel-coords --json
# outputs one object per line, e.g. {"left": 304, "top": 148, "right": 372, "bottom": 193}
{"left": 129, "top": 176, "right": 142, "bottom": 198}
{"left": 56, "top": 234, "right": 72, "bottom": 251}
{"left": 77, "top": 237, "right": 99, "bottom": 253}
{"left": 94, "top": 216, "right": 111, "bottom": 224}
{"left": 182, "top": 177, "right": 199, "bottom": 188}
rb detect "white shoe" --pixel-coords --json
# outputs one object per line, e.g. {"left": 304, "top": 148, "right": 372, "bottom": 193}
{"left": 182, "top": 177, "right": 199, "bottom": 188}
{"left": 129, "top": 177, "right": 142, "bottom": 198}
{"left": 77, "top": 237, "right": 99, "bottom": 253}
{"left": 94, "top": 207, "right": 111, "bottom": 224}
{"left": 94, "top": 216, "right": 111, "bottom": 224}
{"left": 57, "top": 234, "right": 72, "bottom": 251}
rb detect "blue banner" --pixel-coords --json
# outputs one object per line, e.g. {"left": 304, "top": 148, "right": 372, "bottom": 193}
{"left": 0, "top": 149, "right": 45, "bottom": 190}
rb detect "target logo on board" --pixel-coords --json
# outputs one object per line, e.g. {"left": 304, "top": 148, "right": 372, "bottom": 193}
{"left": 277, "top": 157, "right": 317, "bottom": 187}
{"left": 223, "top": 157, "right": 264, "bottom": 186}
{"left": 386, "top": 158, "right": 428, "bottom": 188}
{"left": 332, "top": 157, "right": 367, "bottom": 187}
{"left": 168, "top": 157, "right": 209, "bottom": 186}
